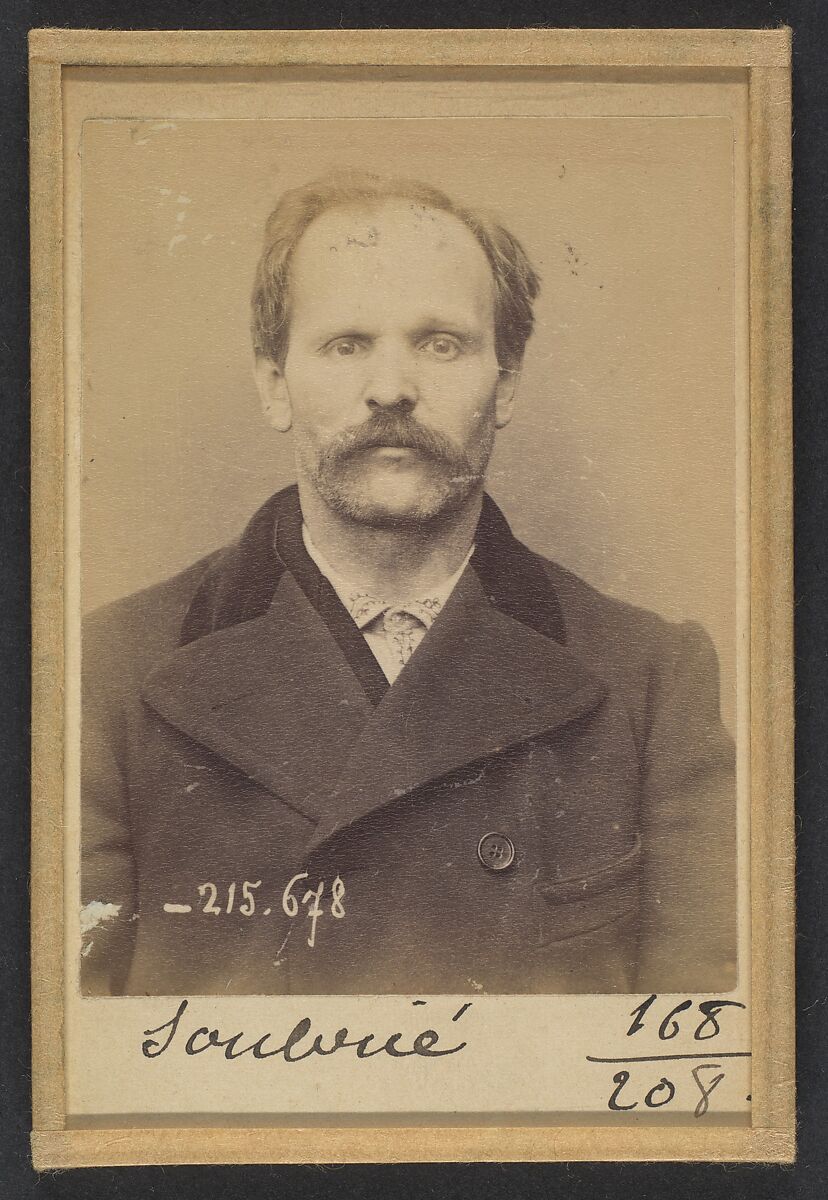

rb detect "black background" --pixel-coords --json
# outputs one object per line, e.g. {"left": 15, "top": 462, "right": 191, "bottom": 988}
{"left": 1, "top": 1, "right": 824, "bottom": 1197}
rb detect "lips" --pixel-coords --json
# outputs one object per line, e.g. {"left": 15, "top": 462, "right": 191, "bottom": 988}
{"left": 345, "top": 433, "right": 438, "bottom": 459}
{"left": 356, "top": 435, "right": 426, "bottom": 453}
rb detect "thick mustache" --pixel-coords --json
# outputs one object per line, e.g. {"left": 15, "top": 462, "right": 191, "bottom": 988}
{"left": 325, "top": 415, "right": 464, "bottom": 463}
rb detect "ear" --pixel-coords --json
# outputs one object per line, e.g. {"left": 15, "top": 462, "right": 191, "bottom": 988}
{"left": 254, "top": 356, "right": 292, "bottom": 432}
{"left": 493, "top": 366, "right": 520, "bottom": 430}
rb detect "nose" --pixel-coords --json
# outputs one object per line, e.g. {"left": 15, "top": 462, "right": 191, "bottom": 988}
{"left": 363, "top": 344, "right": 419, "bottom": 412}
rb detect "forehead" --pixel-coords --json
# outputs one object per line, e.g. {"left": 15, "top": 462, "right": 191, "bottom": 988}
{"left": 287, "top": 200, "right": 496, "bottom": 327}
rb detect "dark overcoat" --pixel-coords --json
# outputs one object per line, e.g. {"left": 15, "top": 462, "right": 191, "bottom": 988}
{"left": 81, "top": 487, "right": 736, "bottom": 995}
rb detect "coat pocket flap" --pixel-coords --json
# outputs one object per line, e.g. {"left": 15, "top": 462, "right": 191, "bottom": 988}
{"left": 538, "top": 833, "right": 641, "bottom": 905}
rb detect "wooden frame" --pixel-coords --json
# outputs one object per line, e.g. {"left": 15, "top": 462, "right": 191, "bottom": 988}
{"left": 29, "top": 27, "right": 793, "bottom": 1167}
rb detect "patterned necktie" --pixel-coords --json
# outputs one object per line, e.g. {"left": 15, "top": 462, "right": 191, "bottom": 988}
{"left": 347, "top": 593, "right": 443, "bottom": 667}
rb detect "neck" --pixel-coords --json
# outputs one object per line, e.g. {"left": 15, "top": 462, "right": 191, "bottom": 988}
{"left": 297, "top": 481, "right": 482, "bottom": 599}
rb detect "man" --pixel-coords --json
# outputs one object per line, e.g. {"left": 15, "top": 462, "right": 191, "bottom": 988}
{"left": 81, "top": 171, "right": 737, "bottom": 996}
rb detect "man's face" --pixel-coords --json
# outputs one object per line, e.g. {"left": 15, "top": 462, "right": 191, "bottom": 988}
{"left": 256, "top": 200, "right": 518, "bottom": 527}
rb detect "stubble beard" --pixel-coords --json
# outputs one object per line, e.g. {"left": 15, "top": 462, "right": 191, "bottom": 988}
{"left": 294, "top": 411, "right": 495, "bottom": 530}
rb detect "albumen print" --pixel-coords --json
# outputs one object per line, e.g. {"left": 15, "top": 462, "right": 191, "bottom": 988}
{"left": 80, "top": 117, "right": 738, "bottom": 997}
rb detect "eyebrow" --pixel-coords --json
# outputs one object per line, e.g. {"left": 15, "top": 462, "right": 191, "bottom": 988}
{"left": 313, "top": 320, "right": 483, "bottom": 345}
{"left": 408, "top": 320, "right": 482, "bottom": 344}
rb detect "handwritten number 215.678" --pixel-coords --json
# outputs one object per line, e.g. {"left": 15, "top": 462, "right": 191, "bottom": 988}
{"left": 196, "top": 875, "right": 346, "bottom": 947}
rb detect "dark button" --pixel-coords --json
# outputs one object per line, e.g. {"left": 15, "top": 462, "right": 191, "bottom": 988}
{"left": 477, "top": 832, "right": 516, "bottom": 872}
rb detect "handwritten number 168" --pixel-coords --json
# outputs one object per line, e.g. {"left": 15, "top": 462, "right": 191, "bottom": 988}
{"left": 627, "top": 994, "right": 746, "bottom": 1041}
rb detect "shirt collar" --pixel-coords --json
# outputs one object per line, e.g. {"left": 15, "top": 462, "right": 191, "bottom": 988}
{"left": 178, "top": 484, "right": 566, "bottom": 650}
{"left": 301, "top": 524, "right": 474, "bottom": 631}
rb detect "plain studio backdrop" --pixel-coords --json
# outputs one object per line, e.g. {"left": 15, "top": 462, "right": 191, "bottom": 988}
{"left": 81, "top": 115, "right": 738, "bottom": 731}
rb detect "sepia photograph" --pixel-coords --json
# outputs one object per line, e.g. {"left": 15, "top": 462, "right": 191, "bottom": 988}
{"left": 80, "top": 118, "right": 738, "bottom": 998}
{"left": 29, "top": 27, "right": 793, "bottom": 1165}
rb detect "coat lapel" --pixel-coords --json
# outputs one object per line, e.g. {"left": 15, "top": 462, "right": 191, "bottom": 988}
{"left": 141, "top": 571, "right": 374, "bottom": 819}
{"left": 305, "top": 566, "right": 606, "bottom": 854}
{"left": 141, "top": 484, "right": 606, "bottom": 853}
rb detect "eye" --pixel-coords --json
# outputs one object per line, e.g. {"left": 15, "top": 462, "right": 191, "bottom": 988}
{"left": 325, "top": 337, "right": 364, "bottom": 358}
{"left": 421, "top": 334, "right": 462, "bottom": 361}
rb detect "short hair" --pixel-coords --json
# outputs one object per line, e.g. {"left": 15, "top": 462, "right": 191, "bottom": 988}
{"left": 251, "top": 170, "right": 541, "bottom": 372}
